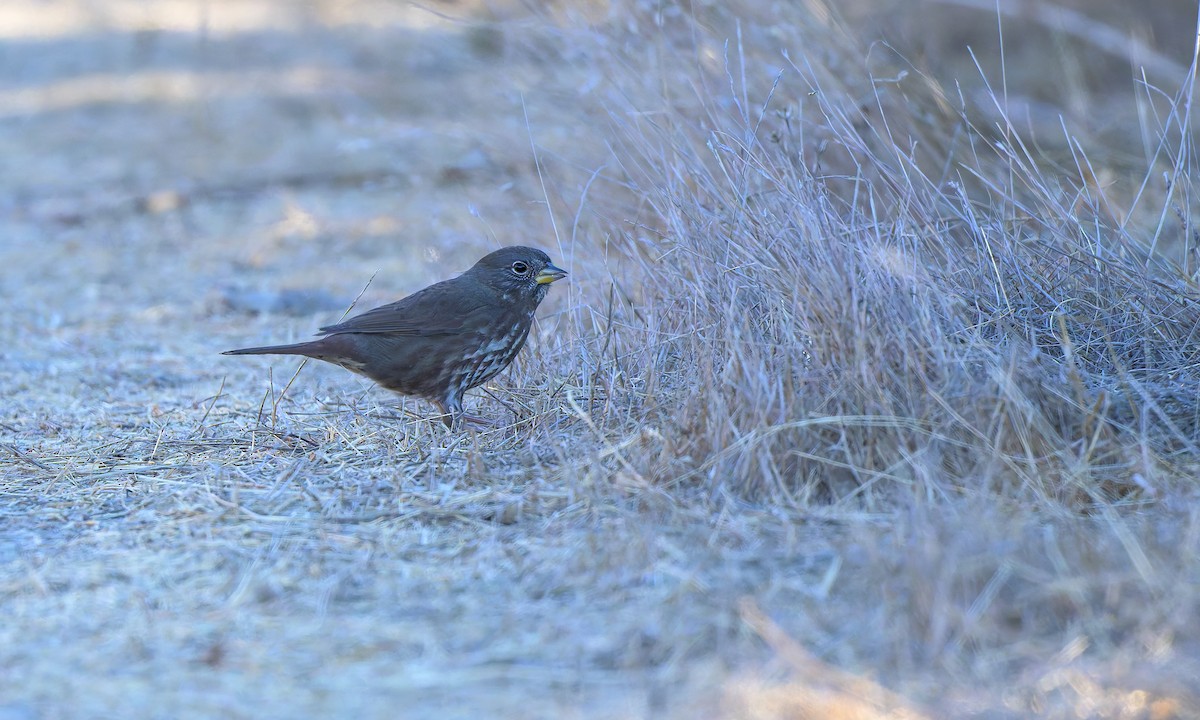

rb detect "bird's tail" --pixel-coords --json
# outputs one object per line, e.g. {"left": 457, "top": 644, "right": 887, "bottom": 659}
{"left": 222, "top": 341, "right": 318, "bottom": 357}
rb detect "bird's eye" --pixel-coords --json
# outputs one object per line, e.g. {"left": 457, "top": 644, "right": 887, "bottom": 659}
{"left": 511, "top": 261, "right": 529, "bottom": 276}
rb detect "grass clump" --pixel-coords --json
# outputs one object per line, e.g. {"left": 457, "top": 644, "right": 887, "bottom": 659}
{"left": 570, "top": 0, "right": 1200, "bottom": 513}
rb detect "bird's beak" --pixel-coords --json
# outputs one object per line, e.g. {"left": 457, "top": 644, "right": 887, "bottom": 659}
{"left": 535, "top": 263, "right": 568, "bottom": 285}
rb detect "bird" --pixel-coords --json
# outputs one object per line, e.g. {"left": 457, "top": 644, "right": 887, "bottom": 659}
{"left": 223, "top": 246, "right": 567, "bottom": 429}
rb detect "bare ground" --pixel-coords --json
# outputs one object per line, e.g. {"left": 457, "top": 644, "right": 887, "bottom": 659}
{"left": 3, "top": 1, "right": 1200, "bottom": 718}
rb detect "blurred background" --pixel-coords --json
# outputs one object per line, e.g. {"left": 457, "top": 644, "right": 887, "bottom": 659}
{"left": 3, "top": 0, "right": 1193, "bottom": 271}
{"left": 4, "top": 0, "right": 1194, "bottom": 223}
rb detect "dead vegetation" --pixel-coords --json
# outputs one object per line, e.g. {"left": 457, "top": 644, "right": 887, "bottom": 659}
{"left": 2, "top": 0, "right": 1200, "bottom": 717}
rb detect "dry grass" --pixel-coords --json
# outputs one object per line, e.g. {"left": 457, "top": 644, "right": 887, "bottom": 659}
{"left": 3, "top": 0, "right": 1200, "bottom": 717}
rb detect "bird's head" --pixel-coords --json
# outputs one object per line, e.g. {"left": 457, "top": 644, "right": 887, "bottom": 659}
{"left": 470, "top": 246, "right": 567, "bottom": 303}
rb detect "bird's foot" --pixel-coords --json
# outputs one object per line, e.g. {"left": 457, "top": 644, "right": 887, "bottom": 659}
{"left": 446, "top": 412, "right": 496, "bottom": 432}
{"left": 459, "top": 412, "right": 496, "bottom": 428}
{"left": 435, "top": 402, "right": 496, "bottom": 432}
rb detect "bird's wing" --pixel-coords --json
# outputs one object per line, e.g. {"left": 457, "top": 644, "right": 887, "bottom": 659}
{"left": 317, "top": 280, "right": 489, "bottom": 337}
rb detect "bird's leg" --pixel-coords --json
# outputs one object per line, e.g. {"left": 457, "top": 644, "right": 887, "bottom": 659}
{"left": 433, "top": 400, "right": 459, "bottom": 431}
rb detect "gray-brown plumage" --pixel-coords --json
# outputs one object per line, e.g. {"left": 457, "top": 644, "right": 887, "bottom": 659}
{"left": 223, "top": 246, "right": 567, "bottom": 428}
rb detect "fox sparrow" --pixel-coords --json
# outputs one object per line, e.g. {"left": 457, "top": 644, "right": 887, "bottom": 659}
{"left": 223, "top": 246, "right": 567, "bottom": 428}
